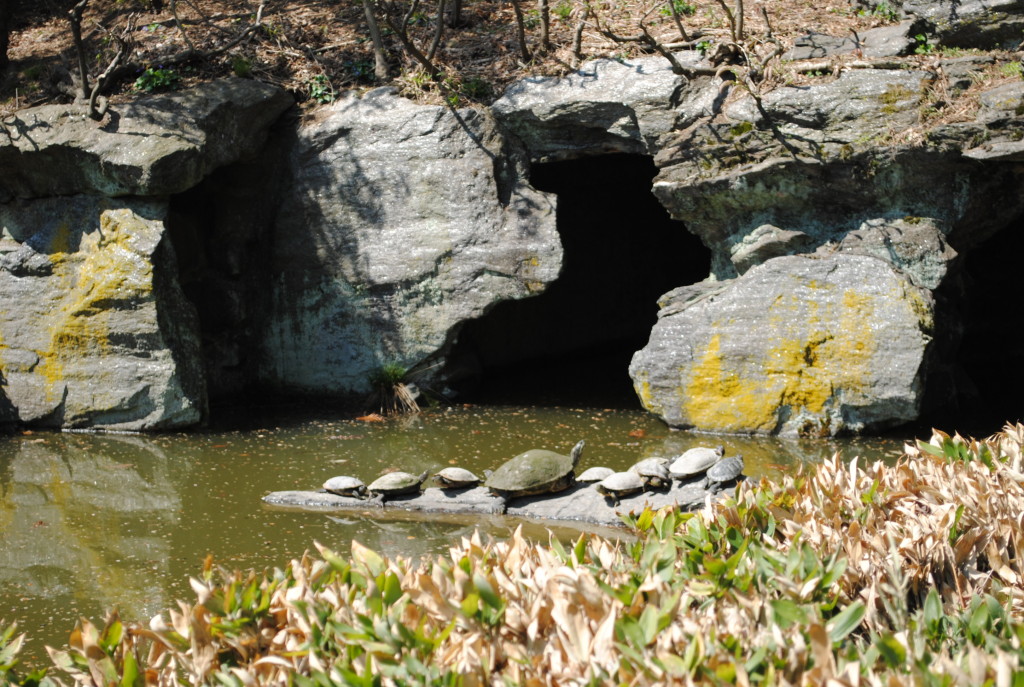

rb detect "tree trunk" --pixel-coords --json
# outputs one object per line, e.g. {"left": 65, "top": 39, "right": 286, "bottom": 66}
{"left": 0, "top": 0, "right": 14, "bottom": 74}
{"left": 538, "top": 0, "right": 550, "bottom": 51}
{"left": 509, "top": 0, "right": 530, "bottom": 62}
{"left": 447, "top": 0, "right": 462, "bottom": 27}
{"left": 361, "top": 0, "right": 390, "bottom": 81}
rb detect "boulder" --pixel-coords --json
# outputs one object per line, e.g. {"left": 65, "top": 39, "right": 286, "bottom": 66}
{"left": 653, "top": 68, "right": 1024, "bottom": 279}
{"left": 0, "top": 78, "right": 293, "bottom": 200}
{"left": 0, "top": 195, "right": 205, "bottom": 429}
{"left": 899, "top": 0, "right": 1024, "bottom": 49}
{"left": 262, "top": 89, "right": 560, "bottom": 394}
{"left": 492, "top": 54, "right": 709, "bottom": 159}
{"left": 629, "top": 254, "right": 935, "bottom": 436}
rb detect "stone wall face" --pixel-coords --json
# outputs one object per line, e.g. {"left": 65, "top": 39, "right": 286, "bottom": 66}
{"left": 0, "top": 80, "right": 292, "bottom": 430}
{"left": 260, "top": 90, "right": 561, "bottom": 394}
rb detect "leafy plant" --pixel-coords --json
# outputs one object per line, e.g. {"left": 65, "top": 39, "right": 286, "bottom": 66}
{"left": 133, "top": 66, "right": 180, "bottom": 92}
{"left": 368, "top": 363, "right": 420, "bottom": 415}
{"left": 553, "top": 0, "right": 573, "bottom": 21}
{"left": 661, "top": 0, "right": 697, "bottom": 17}
{"left": 1000, "top": 60, "right": 1024, "bottom": 78}
{"left": 913, "top": 33, "right": 935, "bottom": 54}
{"left": 857, "top": 2, "right": 899, "bottom": 22}
{"left": 231, "top": 55, "right": 253, "bottom": 78}
{"left": 307, "top": 74, "right": 334, "bottom": 103}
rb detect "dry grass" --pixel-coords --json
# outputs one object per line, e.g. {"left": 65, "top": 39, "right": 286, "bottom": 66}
{"left": 1, "top": 0, "right": 909, "bottom": 114}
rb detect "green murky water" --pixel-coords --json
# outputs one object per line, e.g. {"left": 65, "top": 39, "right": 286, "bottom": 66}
{"left": 0, "top": 404, "right": 908, "bottom": 663}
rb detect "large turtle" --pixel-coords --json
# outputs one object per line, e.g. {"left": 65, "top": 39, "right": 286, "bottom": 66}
{"left": 368, "top": 470, "right": 429, "bottom": 498}
{"left": 485, "top": 440, "right": 585, "bottom": 498}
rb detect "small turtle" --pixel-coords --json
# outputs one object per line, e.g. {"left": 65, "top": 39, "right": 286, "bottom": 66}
{"left": 368, "top": 470, "right": 429, "bottom": 498}
{"left": 434, "top": 467, "right": 481, "bottom": 489}
{"left": 577, "top": 466, "right": 614, "bottom": 483}
{"left": 596, "top": 471, "right": 645, "bottom": 505}
{"left": 669, "top": 446, "right": 725, "bottom": 479}
{"left": 706, "top": 455, "right": 745, "bottom": 487}
{"left": 485, "top": 440, "right": 585, "bottom": 499}
{"left": 322, "top": 475, "right": 368, "bottom": 498}
{"left": 629, "top": 457, "right": 671, "bottom": 488}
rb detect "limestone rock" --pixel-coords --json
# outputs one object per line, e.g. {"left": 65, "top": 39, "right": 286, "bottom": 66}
{"left": 783, "top": 22, "right": 917, "bottom": 60}
{"left": 0, "top": 195, "right": 205, "bottom": 429}
{"left": 262, "top": 89, "right": 560, "bottom": 394}
{"left": 900, "top": 0, "right": 1024, "bottom": 49}
{"left": 629, "top": 254, "right": 935, "bottom": 436}
{"left": 653, "top": 69, "right": 1024, "bottom": 278}
{"left": 492, "top": 54, "right": 706, "bottom": 159}
{"left": 0, "top": 79, "right": 292, "bottom": 200}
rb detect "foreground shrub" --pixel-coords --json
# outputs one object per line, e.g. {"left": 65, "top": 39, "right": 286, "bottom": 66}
{"left": 5, "top": 425, "right": 1024, "bottom": 685}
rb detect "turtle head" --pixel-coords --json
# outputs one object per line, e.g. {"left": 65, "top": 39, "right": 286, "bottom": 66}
{"left": 570, "top": 440, "right": 585, "bottom": 468}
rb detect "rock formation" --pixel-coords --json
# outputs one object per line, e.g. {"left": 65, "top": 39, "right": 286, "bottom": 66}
{"left": 4, "top": 2, "right": 1024, "bottom": 434}
{"left": 261, "top": 89, "right": 560, "bottom": 394}
{"left": 0, "top": 79, "right": 292, "bottom": 429}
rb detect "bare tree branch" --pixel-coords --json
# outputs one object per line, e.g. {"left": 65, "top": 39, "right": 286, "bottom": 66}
{"left": 665, "top": 0, "right": 690, "bottom": 42}
{"left": 427, "top": 0, "right": 446, "bottom": 61}
{"left": 88, "top": 14, "right": 137, "bottom": 120}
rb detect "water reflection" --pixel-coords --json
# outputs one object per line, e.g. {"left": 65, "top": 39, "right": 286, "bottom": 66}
{"left": 0, "top": 405, "right": 911, "bottom": 664}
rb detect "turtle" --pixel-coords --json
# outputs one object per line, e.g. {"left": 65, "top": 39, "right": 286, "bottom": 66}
{"left": 669, "top": 446, "right": 725, "bottom": 479}
{"left": 596, "top": 471, "right": 645, "bottom": 505}
{"left": 368, "top": 470, "right": 429, "bottom": 498}
{"left": 322, "top": 475, "right": 368, "bottom": 498}
{"left": 577, "top": 466, "right": 614, "bottom": 483}
{"left": 706, "top": 455, "right": 745, "bottom": 487}
{"left": 485, "top": 440, "right": 585, "bottom": 499}
{"left": 629, "top": 457, "right": 671, "bottom": 488}
{"left": 434, "top": 467, "right": 481, "bottom": 489}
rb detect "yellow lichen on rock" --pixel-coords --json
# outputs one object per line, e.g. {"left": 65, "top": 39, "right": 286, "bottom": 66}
{"left": 683, "top": 334, "right": 780, "bottom": 432}
{"left": 681, "top": 283, "right": 887, "bottom": 433}
{"left": 37, "top": 209, "right": 156, "bottom": 404}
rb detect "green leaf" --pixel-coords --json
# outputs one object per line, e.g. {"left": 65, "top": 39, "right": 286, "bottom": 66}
{"left": 120, "top": 650, "right": 141, "bottom": 687}
{"left": 827, "top": 601, "right": 865, "bottom": 642}
{"left": 460, "top": 593, "right": 479, "bottom": 617}
{"left": 573, "top": 534, "right": 588, "bottom": 564}
{"left": 639, "top": 605, "right": 659, "bottom": 645}
{"left": 658, "top": 653, "right": 688, "bottom": 677}
{"left": 769, "top": 599, "right": 808, "bottom": 629}
{"left": 382, "top": 573, "right": 403, "bottom": 607}
{"left": 876, "top": 633, "right": 907, "bottom": 667}
{"left": 474, "top": 573, "right": 502, "bottom": 610}
{"left": 351, "top": 541, "right": 386, "bottom": 577}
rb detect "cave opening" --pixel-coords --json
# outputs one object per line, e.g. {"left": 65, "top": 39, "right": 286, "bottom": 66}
{"left": 936, "top": 220, "right": 1024, "bottom": 434}
{"left": 444, "top": 153, "right": 711, "bottom": 408}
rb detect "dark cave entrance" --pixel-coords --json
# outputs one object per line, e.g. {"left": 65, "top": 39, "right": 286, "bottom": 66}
{"left": 444, "top": 154, "right": 711, "bottom": 408}
{"left": 935, "top": 221, "right": 1024, "bottom": 434}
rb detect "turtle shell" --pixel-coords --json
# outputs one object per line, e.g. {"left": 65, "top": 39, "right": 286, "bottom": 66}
{"left": 485, "top": 440, "right": 585, "bottom": 498}
{"left": 323, "top": 475, "right": 367, "bottom": 497}
{"left": 596, "top": 471, "right": 644, "bottom": 497}
{"left": 629, "top": 457, "right": 670, "bottom": 487}
{"left": 669, "top": 446, "right": 724, "bottom": 479}
{"left": 368, "top": 470, "right": 428, "bottom": 496}
{"left": 577, "top": 466, "right": 614, "bottom": 483}
{"left": 706, "top": 455, "right": 744, "bottom": 484}
{"left": 434, "top": 467, "right": 480, "bottom": 488}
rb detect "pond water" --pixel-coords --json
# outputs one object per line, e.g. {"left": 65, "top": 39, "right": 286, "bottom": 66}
{"left": 0, "top": 403, "right": 910, "bottom": 664}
